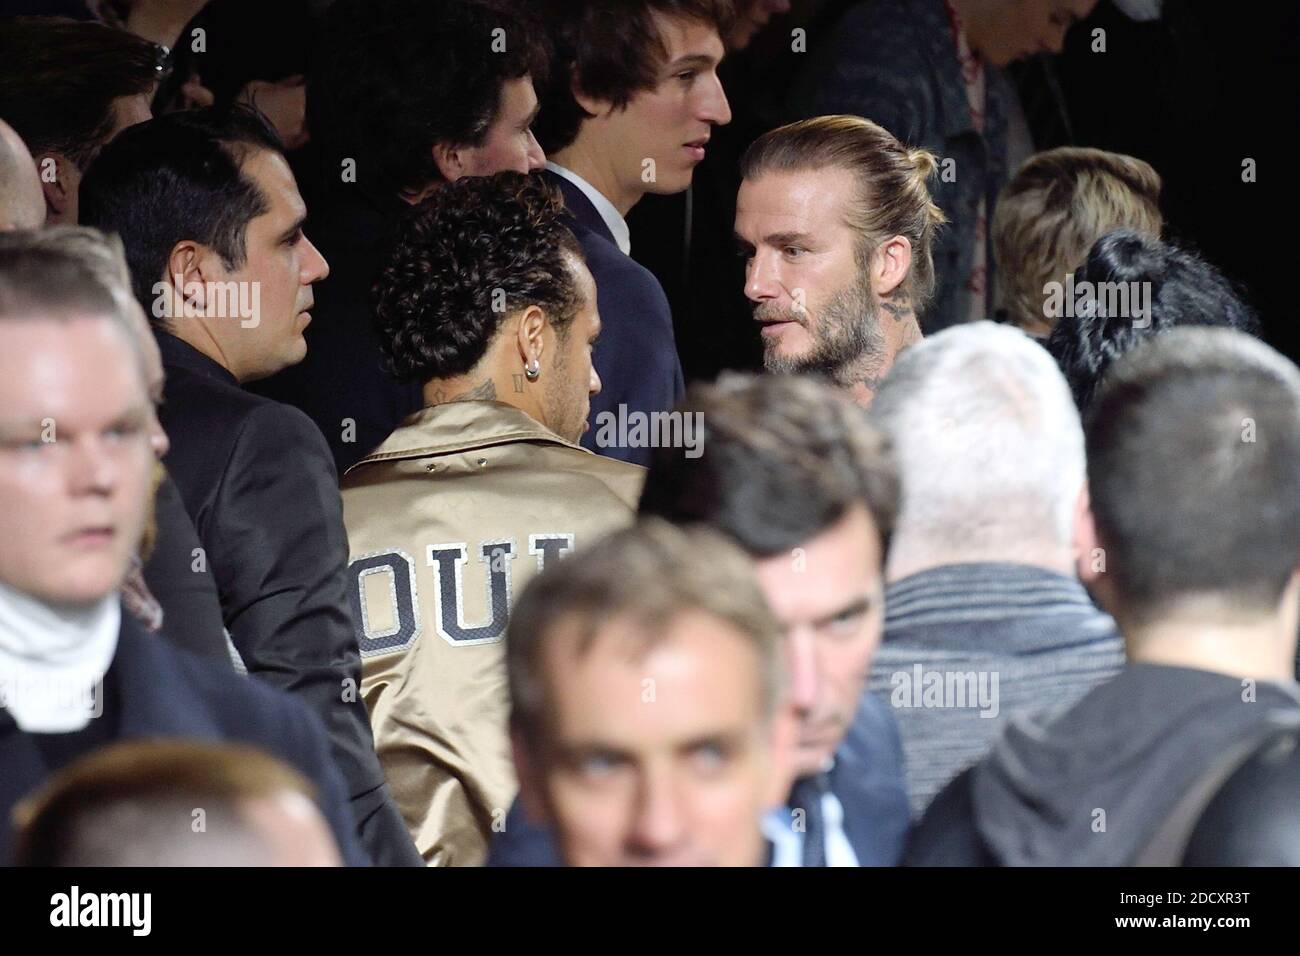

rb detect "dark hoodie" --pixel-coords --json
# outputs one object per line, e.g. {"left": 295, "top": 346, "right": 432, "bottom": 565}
{"left": 906, "top": 663, "right": 1300, "bottom": 866}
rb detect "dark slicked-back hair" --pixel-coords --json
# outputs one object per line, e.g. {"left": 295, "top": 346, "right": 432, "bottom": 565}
{"left": 533, "top": 0, "right": 734, "bottom": 153}
{"left": 1046, "top": 229, "right": 1261, "bottom": 411}
{"left": 374, "top": 172, "right": 585, "bottom": 383}
{"left": 1087, "top": 328, "right": 1300, "bottom": 624}
{"left": 316, "top": 0, "right": 549, "bottom": 195}
{"left": 639, "top": 372, "right": 897, "bottom": 556}
{"left": 0, "top": 16, "right": 159, "bottom": 170}
{"left": 79, "top": 106, "right": 283, "bottom": 321}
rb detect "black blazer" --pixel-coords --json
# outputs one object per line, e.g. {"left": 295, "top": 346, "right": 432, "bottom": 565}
{"left": 155, "top": 333, "right": 421, "bottom": 866}
{"left": 544, "top": 169, "right": 685, "bottom": 467}
{"left": 0, "top": 609, "right": 366, "bottom": 866}
{"left": 142, "top": 470, "right": 231, "bottom": 665}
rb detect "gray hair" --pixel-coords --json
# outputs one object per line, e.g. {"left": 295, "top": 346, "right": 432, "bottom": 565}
{"left": 870, "top": 322, "right": 1085, "bottom": 563}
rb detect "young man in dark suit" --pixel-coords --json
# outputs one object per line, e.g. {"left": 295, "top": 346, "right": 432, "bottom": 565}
{"left": 79, "top": 107, "right": 420, "bottom": 866}
{"left": 0, "top": 245, "right": 365, "bottom": 866}
{"left": 535, "top": 0, "right": 733, "bottom": 465}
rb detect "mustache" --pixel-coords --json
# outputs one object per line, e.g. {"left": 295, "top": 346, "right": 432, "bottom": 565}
{"left": 753, "top": 302, "right": 807, "bottom": 326}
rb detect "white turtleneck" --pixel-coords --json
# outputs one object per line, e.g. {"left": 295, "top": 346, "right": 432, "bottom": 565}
{"left": 0, "top": 581, "right": 118, "bottom": 733}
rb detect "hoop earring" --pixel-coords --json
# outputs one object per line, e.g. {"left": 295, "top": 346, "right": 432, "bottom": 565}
{"left": 524, "top": 359, "right": 541, "bottom": 381}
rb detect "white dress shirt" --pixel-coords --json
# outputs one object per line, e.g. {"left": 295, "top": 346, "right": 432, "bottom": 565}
{"left": 545, "top": 160, "right": 632, "bottom": 256}
{"left": 763, "top": 761, "right": 861, "bottom": 867}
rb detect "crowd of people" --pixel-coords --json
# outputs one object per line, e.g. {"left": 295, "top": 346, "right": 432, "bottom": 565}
{"left": 0, "top": 0, "right": 1297, "bottom": 868}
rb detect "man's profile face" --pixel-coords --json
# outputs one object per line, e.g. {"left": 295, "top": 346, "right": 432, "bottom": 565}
{"left": 736, "top": 167, "right": 886, "bottom": 381}
{"left": 196, "top": 148, "right": 329, "bottom": 382}
{"left": 542, "top": 256, "right": 601, "bottom": 444}
{"left": 754, "top": 504, "right": 884, "bottom": 777}
{"left": 522, "top": 610, "right": 781, "bottom": 866}
{"left": 456, "top": 76, "right": 546, "bottom": 178}
{"left": 597, "top": 13, "right": 731, "bottom": 199}
{"left": 0, "top": 315, "right": 153, "bottom": 606}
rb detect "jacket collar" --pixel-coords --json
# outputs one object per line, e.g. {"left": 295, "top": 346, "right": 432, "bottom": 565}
{"left": 542, "top": 168, "right": 618, "bottom": 248}
{"left": 544, "top": 162, "right": 631, "bottom": 255}
{"left": 347, "top": 401, "right": 586, "bottom": 472}
{"left": 155, "top": 331, "right": 239, "bottom": 387}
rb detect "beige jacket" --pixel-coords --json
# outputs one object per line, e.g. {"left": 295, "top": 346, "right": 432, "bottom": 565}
{"left": 341, "top": 401, "right": 643, "bottom": 865}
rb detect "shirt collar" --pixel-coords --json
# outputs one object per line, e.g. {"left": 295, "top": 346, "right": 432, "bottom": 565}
{"left": 155, "top": 331, "right": 239, "bottom": 386}
{"left": 545, "top": 161, "right": 632, "bottom": 256}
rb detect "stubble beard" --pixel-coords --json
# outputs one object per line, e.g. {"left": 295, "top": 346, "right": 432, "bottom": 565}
{"left": 758, "top": 271, "right": 887, "bottom": 388}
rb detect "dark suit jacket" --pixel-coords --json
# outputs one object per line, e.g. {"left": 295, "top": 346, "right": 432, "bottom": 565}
{"left": 143, "top": 471, "right": 231, "bottom": 665}
{"left": 785, "top": 0, "right": 1013, "bottom": 332}
{"left": 487, "top": 693, "right": 911, "bottom": 866}
{"left": 155, "top": 333, "right": 421, "bottom": 867}
{"left": 0, "top": 609, "right": 366, "bottom": 866}
{"left": 544, "top": 169, "right": 685, "bottom": 467}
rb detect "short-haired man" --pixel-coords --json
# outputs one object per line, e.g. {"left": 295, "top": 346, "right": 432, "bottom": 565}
{"left": 345, "top": 173, "right": 643, "bottom": 865}
{"left": 0, "top": 16, "right": 158, "bottom": 224}
{"left": 0, "top": 226, "right": 229, "bottom": 664}
{"left": 909, "top": 328, "right": 1300, "bottom": 865}
{"left": 992, "top": 147, "right": 1162, "bottom": 337}
{"left": 0, "top": 246, "right": 365, "bottom": 866}
{"left": 251, "top": 0, "right": 550, "bottom": 473}
{"left": 14, "top": 741, "right": 342, "bottom": 867}
{"left": 490, "top": 373, "right": 911, "bottom": 866}
{"left": 1046, "top": 229, "right": 1261, "bottom": 410}
{"left": 735, "top": 115, "right": 946, "bottom": 406}
{"left": 536, "top": 0, "right": 733, "bottom": 464}
{"left": 868, "top": 322, "right": 1123, "bottom": 814}
{"left": 0, "top": 119, "right": 43, "bottom": 231}
{"left": 508, "top": 519, "right": 794, "bottom": 866}
{"left": 79, "top": 107, "right": 421, "bottom": 866}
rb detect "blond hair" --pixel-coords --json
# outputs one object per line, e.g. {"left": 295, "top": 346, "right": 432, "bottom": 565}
{"left": 993, "top": 147, "right": 1162, "bottom": 336}
{"left": 740, "top": 114, "right": 947, "bottom": 311}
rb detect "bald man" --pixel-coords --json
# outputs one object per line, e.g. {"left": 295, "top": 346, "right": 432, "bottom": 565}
{"left": 0, "top": 119, "right": 43, "bottom": 231}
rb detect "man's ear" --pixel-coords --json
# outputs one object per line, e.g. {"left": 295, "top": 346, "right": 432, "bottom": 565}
{"left": 431, "top": 142, "right": 465, "bottom": 184}
{"left": 1073, "top": 481, "right": 1103, "bottom": 585}
{"left": 514, "top": 304, "right": 548, "bottom": 371}
{"left": 37, "top": 153, "right": 73, "bottom": 223}
{"left": 164, "top": 240, "right": 213, "bottom": 318}
{"left": 510, "top": 726, "right": 549, "bottom": 826}
{"left": 871, "top": 235, "right": 913, "bottom": 299}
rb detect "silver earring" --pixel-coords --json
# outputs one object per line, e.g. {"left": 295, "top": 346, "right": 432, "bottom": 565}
{"left": 524, "top": 359, "right": 541, "bottom": 381}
